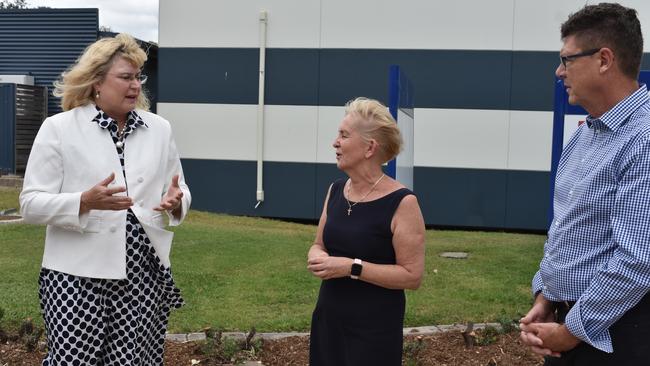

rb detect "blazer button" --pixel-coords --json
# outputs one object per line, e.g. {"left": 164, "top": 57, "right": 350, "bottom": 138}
{"left": 109, "top": 226, "right": 117, "bottom": 233}
{"left": 137, "top": 177, "right": 144, "bottom": 183}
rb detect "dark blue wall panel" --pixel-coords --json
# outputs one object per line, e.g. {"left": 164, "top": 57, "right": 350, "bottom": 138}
{"left": 414, "top": 167, "right": 508, "bottom": 228}
{"left": 159, "top": 48, "right": 321, "bottom": 105}
{"left": 0, "top": 84, "right": 16, "bottom": 174}
{"left": 182, "top": 159, "right": 318, "bottom": 219}
{"left": 181, "top": 159, "right": 550, "bottom": 231}
{"left": 157, "top": 48, "right": 650, "bottom": 112}
{"left": 505, "top": 170, "right": 550, "bottom": 230}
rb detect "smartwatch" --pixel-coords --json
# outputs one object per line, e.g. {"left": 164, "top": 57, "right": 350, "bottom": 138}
{"left": 350, "top": 258, "right": 363, "bottom": 279}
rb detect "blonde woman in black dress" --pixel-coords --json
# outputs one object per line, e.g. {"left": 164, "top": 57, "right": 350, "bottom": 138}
{"left": 307, "top": 97, "right": 426, "bottom": 365}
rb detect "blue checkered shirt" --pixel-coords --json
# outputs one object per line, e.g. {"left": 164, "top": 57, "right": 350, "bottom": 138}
{"left": 532, "top": 84, "right": 650, "bottom": 353}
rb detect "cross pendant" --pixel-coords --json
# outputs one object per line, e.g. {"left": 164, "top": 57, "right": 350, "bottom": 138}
{"left": 347, "top": 208, "right": 352, "bottom": 216}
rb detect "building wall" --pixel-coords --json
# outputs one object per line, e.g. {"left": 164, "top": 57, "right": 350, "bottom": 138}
{"left": 158, "top": 0, "right": 650, "bottom": 230}
{"left": 0, "top": 8, "right": 98, "bottom": 116}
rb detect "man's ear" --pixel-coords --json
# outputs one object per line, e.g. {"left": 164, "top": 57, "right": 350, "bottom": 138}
{"left": 598, "top": 47, "right": 615, "bottom": 73}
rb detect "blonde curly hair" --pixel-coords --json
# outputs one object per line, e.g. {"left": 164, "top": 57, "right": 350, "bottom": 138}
{"left": 345, "top": 97, "right": 403, "bottom": 163}
{"left": 53, "top": 33, "right": 150, "bottom": 111}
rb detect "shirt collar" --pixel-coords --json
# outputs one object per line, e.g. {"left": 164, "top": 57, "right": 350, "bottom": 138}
{"left": 585, "top": 84, "right": 649, "bottom": 131}
{"left": 91, "top": 104, "right": 148, "bottom": 130}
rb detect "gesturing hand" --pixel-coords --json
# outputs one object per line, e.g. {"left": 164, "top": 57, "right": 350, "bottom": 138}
{"left": 154, "top": 174, "right": 183, "bottom": 213}
{"left": 80, "top": 173, "right": 133, "bottom": 214}
{"left": 307, "top": 256, "right": 352, "bottom": 280}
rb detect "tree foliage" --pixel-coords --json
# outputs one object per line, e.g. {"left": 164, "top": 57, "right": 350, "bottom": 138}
{"left": 0, "top": 0, "right": 28, "bottom": 9}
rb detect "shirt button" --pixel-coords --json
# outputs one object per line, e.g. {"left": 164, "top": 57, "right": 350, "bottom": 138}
{"left": 569, "top": 190, "right": 573, "bottom": 195}
{"left": 555, "top": 221, "right": 559, "bottom": 226}
{"left": 545, "top": 253, "right": 549, "bottom": 258}
{"left": 137, "top": 177, "right": 144, "bottom": 183}
{"left": 581, "top": 158, "right": 585, "bottom": 163}
{"left": 543, "top": 285, "right": 547, "bottom": 290}
{"left": 109, "top": 226, "right": 117, "bottom": 233}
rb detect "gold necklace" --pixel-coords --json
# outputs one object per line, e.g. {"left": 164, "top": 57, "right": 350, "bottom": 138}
{"left": 345, "top": 174, "right": 385, "bottom": 216}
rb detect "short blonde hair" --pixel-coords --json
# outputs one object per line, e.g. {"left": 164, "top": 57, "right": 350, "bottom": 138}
{"left": 53, "top": 33, "right": 150, "bottom": 111}
{"left": 345, "top": 97, "right": 403, "bottom": 162}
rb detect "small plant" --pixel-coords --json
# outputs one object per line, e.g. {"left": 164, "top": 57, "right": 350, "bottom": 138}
{"left": 476, "top": 325, "right": 500, "bottom": 346}
{"left": 496, "top": 310, "right": 517, "bottom": 333}
{"left": 403, "top": 335, "right": 425, "bottom": 366}
{"left": 198, "top": 326, "right": 262, "bottom": 364}
{"left": 18, "top": 317, "right": 43, "bottom": 352}
{"left": 221, "top": 336, "right": 240, "bottom": 361}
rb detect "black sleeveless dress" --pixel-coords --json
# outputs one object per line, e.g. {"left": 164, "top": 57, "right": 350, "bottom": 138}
{"left": 309, "top": 178, "right": 414, "bottom": 366}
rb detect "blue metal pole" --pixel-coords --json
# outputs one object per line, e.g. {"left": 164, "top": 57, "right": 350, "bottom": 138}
{"left": 387, "top": 65, "right": 400, "bottom": 179}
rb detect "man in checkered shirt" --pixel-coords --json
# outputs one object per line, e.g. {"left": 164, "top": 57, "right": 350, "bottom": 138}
{"left": 520, "top": 3, "right": 650, "bottom": 365}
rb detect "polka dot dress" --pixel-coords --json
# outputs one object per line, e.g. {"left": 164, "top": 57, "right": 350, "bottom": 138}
{"left": 38, "top": 107, "right": 183, "bottom": 365}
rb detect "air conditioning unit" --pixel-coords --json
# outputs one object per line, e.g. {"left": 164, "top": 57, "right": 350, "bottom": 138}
{"left": 0, "top": 75, "right": 35, "bottom": 85}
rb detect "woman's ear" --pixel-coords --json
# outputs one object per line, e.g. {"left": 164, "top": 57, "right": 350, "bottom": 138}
{"left": 365, "top": 139, "right": 379, "bottom": 159}
{"left": 93, "top": 81, "right": 102, "bottom": 99}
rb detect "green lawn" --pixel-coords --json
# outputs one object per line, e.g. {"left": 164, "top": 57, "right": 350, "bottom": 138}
{"left": 0, "top": 187, "right": 545, "bottom": 333}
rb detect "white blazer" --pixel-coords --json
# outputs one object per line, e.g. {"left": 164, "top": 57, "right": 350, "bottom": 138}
{"left": 20, "top": 103, "right": 191, "bottom": 279}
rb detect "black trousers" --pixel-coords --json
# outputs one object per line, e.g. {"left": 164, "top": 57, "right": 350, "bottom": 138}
{"left": 544, "top": 293, "right": 650, "bottom": 365}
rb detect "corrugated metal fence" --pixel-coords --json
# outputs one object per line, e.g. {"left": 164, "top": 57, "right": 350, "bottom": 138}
{"left": 0, "top": 8, "right": 98, "bottom": 116}
{"left": 0, "top": 83, "right": 47, "bottom": 174}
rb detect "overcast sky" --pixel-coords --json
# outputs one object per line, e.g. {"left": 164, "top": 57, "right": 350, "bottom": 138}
{"left": 26, "top": 0, "right": 159, "bottom": 43}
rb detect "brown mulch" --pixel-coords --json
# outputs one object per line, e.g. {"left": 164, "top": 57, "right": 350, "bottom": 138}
{"left": 405, "top": 331, "right": 544, "bottom": 366}
{"left": 0, "top": 341, "right": 45, "bottom": 366}
{"left": 1, "top": 331, "right": 544, "bottom": 366}
{"left": 256, "top": 331, "right": 544, "bottom": 366}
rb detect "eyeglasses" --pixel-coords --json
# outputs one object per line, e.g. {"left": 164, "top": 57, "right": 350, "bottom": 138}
{"left": 559, "top": 48, "right": 601, "bottom": 68}
{"left": 110, "top": 73, "right": 148, "bottom": 84}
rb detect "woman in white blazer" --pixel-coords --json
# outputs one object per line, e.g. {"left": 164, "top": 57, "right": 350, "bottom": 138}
{"left": 20, "top": 33, "right": 191, "bottom": 365}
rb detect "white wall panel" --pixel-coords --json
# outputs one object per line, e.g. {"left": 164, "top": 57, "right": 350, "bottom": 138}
{"left": 413, "top": 109, "right": 510, "bottom": 170}
{"left": 513, "top": 0, "right": 650, "bottom": 51}
{"left": 320, "top": 0, "right": 514, "bottom": 50}
{"left": 158, "top": 103, "right": 258, "bottom": 161}
{"left": 316, "top": 106, "right": 345, "bottom": 164}
{"left": 507, "top": 111, "right": 553, "bottom": 171}
{"left": 159, "top": 0, "right": 321, "bottom": 48}
{"left": 158, "top": 103, "right": 319, "bottom": 163}
{"left": 160, "top": 103, "right": 556, "bottom": 171}
{"left": 262, "top": 106, "right": 318, "bottom": 162}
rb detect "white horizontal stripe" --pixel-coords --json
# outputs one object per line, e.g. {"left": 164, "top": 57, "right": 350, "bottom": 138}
{"left": 158, "top": 103, "right": 555, "bottom": 171}
{"left": 507, "top": 111, "right": 554, "bottom": 171}
{"left": 414, "top": 109, "right": 509, "bottom": 170}
{"left": 160, "top": 0, "right": 650, "bottom": 51}
{"left": 319, "top": 0, "right": 514, "bottom": 50}
{"left": 159, "top": 0, "right": 321, "bottom": 48}
{"left": 513, "top": 0, "right": 650, "bottom": 51}
{"left": 157, "top": 103, "right": 319, "bottom": 163}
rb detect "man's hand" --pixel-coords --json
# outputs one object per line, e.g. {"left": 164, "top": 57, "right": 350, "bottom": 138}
{"left": 154, "top": 175, "right": 183, "bottom": 214}
{"left": 520, "top": 294, "right": 561, "bottom": 357}
{"left": 522, "top": 322, "right": 581, "bottom": 354}
{"left": 80, "top": 173, "right": 132, "bottom": 214}
{"left": 307, "top": 256, "right": 353, "bottom": 280}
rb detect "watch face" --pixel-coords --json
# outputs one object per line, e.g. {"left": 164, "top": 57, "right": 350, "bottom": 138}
{"left": 351, "top": 263, "right": 362, "bottom": 276}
